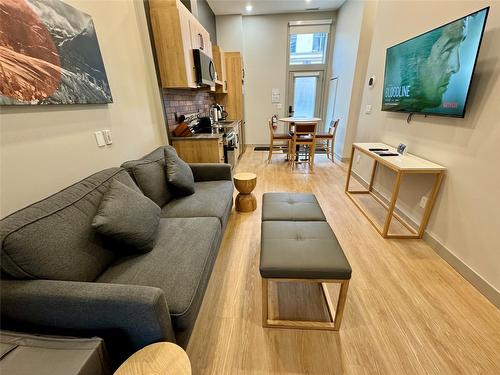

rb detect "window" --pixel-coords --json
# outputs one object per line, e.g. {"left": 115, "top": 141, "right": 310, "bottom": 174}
{"left": 289, "top": 32, "right": 328, "bottom": 65}
{"left": 293, "top": 75, "right": 318, "bottom": 118}
{"left": 286, "top": 20, "right": 332, "bottom": 122}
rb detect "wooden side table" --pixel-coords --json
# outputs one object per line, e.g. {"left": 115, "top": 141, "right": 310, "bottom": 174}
{"left": 234, "top": 172, "right": 257, "bottom": 212}
{"left": 114, "top": 342, "right": 191, "bottom": 375}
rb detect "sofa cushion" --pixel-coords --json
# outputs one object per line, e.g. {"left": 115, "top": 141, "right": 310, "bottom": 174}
{"left": 0, "top": 168, "right": 138, "bottom": 281}
{"left": 161, "top": 181, "right": 233, "bottom": 226}
{"left": 96, "top": 217, "right": 221, "bottom": 334}
{"left": 92, "top": 180, "right": 161, "bottom": 254}
{"left": 121, "top": 146, "right": 175, "bottom": 207}
{"left": 164, "top": 147, "right": 195, "bottom": 196}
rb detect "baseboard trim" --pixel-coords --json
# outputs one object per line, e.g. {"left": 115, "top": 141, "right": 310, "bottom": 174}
{"left": 350, "top": 171, "right": 500, "bottom": 309}
{"left": 336, "top": 153, "right": 349, "bottom": 163}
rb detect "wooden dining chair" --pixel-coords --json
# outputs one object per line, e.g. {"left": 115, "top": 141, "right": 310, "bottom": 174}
{"left": 267, "top": 120, "right": 292, "bottom": 163}
{"left": 289, "top": 122, "right": 317, "bottom": 170}
{"left": 316, "top": 119, "right": 339, "bottom": 162}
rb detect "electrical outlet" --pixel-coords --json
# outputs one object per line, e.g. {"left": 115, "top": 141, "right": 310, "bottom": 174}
{"left": 356, "top": 155, "right": 361, "bottom": 163}
{"left": 419, "top": 196, "right": 428, "bottom": 208}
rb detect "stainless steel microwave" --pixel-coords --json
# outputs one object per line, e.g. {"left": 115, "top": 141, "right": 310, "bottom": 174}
{"left": 193, "top": 49, "right": 215, "bottom": 87}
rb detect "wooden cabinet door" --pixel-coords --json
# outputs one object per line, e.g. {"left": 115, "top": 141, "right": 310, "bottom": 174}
{"left": 223, "top": 52, "right": 243, "bottom": 120}
{"left": 189, "top": 18, "right": 212, "bottom": 57}
{"left": 149, "top": 0, "right": 196, "bottom": 88}
{"left": 212, "top": 45, "right": 227, "bottom": 93}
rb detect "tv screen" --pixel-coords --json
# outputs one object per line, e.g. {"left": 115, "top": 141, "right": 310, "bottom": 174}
{"left": 381, "top": 7, "right": 489, "bottom": 117}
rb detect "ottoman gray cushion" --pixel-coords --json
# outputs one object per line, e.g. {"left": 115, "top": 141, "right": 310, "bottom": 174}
{"left": 262, "top": 193, "right": 326, "bottom": 221}
{"left": 260, "top": 221, "right": 351, "bottom": 280}
{"left": 0, "top": 330, "right": 110, "bottom": 375}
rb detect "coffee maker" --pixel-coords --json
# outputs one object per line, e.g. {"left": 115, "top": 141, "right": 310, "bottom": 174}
{"left": 210, "top": 104, "right": 228, "bottom": 122}
{"left": 219, "top": 105, "right": 228, "bottom": 120}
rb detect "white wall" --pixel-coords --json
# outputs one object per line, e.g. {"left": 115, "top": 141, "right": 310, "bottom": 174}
{"left": 215, "top": 15, "right": 244, "bottom": 52}
{"left": 353, "top": 1, "right": 500, "bottom": 295}
{"left": 330, "top": 0, "right": 377, "bottom": 159}
{"left": 0, "top": 0, "right": 167, "bottom": 217}
{"left": 240, "top": 11, "right": 336, "bottom": 145}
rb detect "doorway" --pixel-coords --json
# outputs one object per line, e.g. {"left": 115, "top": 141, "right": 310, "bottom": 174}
{"left": 287, "top": 71, "right": 324, "bottom": 119}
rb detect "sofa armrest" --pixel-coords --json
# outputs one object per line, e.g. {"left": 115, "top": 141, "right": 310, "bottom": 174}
{"left": 189, "top": 163, "right": 232, "bottom": 182}
{"left": 1, "top": 280, "right": 175, "bottom": 360}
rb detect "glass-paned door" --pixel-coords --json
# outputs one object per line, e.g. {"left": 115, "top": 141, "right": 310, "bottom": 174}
{"left": 287, "top": 71, "right": 324, "bottom": 118}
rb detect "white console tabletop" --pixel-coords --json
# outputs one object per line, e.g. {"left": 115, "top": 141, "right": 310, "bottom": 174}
{"left": 345, "top": 143, "right": 446, "bottom": 239}
{"left": 352, "top": 143, "right": 446, "bottom": 172}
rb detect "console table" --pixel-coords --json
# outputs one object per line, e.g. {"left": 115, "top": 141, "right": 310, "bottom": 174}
{"left": 345, "top": 143, "right": 446, "bottom": 239}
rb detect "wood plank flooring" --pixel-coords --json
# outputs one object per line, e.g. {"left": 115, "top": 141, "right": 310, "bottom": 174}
{"left": 186, "top": 148, "right": 500, "bottom": 374}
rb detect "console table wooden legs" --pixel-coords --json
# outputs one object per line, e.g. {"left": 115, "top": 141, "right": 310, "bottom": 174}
{"left": 345, "top": 143, "right": 445, "bottom": 239}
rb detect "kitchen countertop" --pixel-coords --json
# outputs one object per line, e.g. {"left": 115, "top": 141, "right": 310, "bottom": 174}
{"left": 171, "top": 120, "right": 241, "bottom": 140}
{"left": 171, "top": 133, "right": 223, "bottom": 140}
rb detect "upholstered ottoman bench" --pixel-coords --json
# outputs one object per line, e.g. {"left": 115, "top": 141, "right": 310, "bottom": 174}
{"left": 262, "top": 192, "right": 326, "bottom": 221}
{"left": 260, "top": 192, "right": 352, "bottom": 331}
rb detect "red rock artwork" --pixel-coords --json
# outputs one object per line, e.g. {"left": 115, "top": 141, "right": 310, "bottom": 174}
{"left": 0, "top": 0, "right": 112, "bottom": 105}
{"left": 0, "top": 0, "right": 62, "bottom": 102}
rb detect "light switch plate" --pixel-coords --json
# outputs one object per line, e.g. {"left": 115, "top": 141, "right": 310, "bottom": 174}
{"left": 365, "top": 105, "right": 372, "bottom": 114}
{"left": 103, "top": 129, "right": 112, "bottom": 145}
{"left": 94, "top": 131, "right": 105, "bottom": 147}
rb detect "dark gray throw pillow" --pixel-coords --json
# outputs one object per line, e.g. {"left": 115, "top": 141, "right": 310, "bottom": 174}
{"left": 164, "top": 147, "right": 195, "bottom": 196}
{"left": 92, "top": 179, "right": 161, "bottom": 253}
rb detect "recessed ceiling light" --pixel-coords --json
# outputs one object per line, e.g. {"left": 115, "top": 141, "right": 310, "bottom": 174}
{"left": 305, "top": 0, "right": 312, "bottom": 3}
{"left": 245, "top": 4, "right": 253, "bottom": 12}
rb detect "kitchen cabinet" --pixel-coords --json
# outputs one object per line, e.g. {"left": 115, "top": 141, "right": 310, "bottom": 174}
{"left": 212, "top": 45, "right": 227, "bottom": 93}
{"left": 189, "top": 18, "right": 212, "bottom": 57}
{"left": 216, "top": 52, "right": 245, "bottom": 152}
{"left": 149, "top": 0, "right": 212, "bottom": 89}
{"left": 171, "top": 137, "right": 224, "bottom": 163}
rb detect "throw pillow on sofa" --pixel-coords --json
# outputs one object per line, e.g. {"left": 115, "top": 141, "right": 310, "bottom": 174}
{"left": 92, "top": 179, "right": 161, "bottom": 253}
{"left": 164, "top": 147, "right": 195, "bottom": 196}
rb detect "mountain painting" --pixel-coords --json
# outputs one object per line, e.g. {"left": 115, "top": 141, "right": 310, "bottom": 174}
{"left": 0, "top": 0, "right": 112, "bottom": 105}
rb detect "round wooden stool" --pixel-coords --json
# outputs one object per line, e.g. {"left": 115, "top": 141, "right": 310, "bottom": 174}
{"left": 233, "top": 172, "right": 257, "bottom": 212}
{"left": 114, "top": 342, "right": 191, "bottom": 375}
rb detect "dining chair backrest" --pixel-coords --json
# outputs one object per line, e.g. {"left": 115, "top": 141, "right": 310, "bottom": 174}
{"left": 294, "top": 122, "right": 317, "bottom": 136}
{"left": 329, "top": 119, "right": 339, "bottom": 138}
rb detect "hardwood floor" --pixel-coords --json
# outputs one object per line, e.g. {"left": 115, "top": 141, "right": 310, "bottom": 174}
{"left": 186, "top": 148, "right": 500, "bottom": 374}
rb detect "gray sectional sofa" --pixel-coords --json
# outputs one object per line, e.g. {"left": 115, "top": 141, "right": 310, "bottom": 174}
{"left": 0, "top": 146, "right": 233, "bottom": 366}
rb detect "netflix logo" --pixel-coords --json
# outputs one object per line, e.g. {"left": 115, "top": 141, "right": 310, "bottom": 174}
{"left": 443, "top": 102, "right": 458, "bottom": 108}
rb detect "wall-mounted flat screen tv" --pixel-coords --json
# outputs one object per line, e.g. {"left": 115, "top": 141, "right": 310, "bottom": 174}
{"left": 381, "top": 7, "right": 489, "bottom": 117}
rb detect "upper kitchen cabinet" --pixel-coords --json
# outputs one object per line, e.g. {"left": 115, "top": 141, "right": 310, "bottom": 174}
{"left": 149, "top": 0, "right": 212, "bottom": 89}
{"left": 190, "top": 17, "right": 212, "bottom": 58}
{"left": 212, "top": 45, "right": 227, "bottom": 94}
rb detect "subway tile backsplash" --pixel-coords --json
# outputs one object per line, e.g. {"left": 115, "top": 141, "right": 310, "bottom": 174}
{"left": 163, "top": 88, "right": 215, "bottom": 134}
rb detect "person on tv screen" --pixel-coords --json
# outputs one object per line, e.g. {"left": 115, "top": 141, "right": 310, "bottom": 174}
{"left": 384, "top": 18, "right": 467, "bottom": 111}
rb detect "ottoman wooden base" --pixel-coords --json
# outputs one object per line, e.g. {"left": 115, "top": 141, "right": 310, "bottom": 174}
{"left": 262, "top": 278, "right": 349, "bottom": 331}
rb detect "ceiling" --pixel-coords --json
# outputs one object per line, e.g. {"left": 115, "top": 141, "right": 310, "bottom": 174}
{"left": 207, "top": 0, "right": 345, "bottom": 16}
